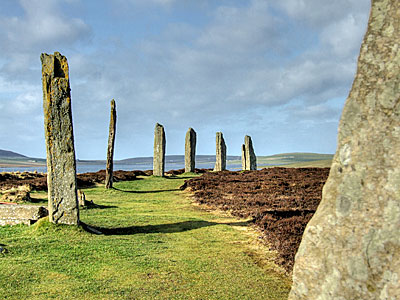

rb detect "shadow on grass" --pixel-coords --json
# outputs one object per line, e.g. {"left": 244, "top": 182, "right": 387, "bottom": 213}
{"left": 82, "top": 219, "right": 253, "bottom": 236}
{"left": 81, "top": 203, "right": 118, "bottom": 210}
{"left": 164, "top": 176, "right": 197, "bottom": 180}
{"left": 29, "top": 197, "right": 48, "bottom": 204}
{"left": 112, "top": 187, "right": 180, "bottom": 194}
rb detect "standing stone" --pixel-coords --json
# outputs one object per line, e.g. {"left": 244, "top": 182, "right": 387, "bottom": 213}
{"left": 105, "top": 99, "right": 117, "bottom": 189}
{"left": 41, "top": 52, "right": 79, "bottom": 225}
{"left": 241, "top": 144, "right": 247, "bottom": 170}
{"left": 185, "top": 128, "right": 196, "bottom": 173}
{"left": 153, "top": 123, "right": 166, "bottom": 176}
{"left": 244, "top": 135, "right": 257, "bottom": 170}
{"left": 289, "top": 1, "right": 400, "bottom": 299}
{"left": 214, "top": 132, "right": 226, "bottom": 171}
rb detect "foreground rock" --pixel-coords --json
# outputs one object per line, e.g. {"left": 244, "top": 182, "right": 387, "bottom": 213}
{"left": 41, "top": 52, "right": 79, "bottom": 225}
{"left": 289, "top": 1, "right": 400, "bottom": 299}
{"left": 0, "top": 205, "right": 48, "bottom": 226}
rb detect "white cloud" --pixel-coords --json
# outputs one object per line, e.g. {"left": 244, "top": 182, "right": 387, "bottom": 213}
{"left": 0, "top": 0, "right": 91, "bottom": 78}
{"left": 0, "top": 0, "right": 371, "bottom": 158}
{"left": 320, "top": 14, "right": 367, "bottom": 58}
{"left": 276, "top": 0, "right": 370, "bottom": 28}
{"left": 1, "top": 0, "right": 90, "bottom": 49}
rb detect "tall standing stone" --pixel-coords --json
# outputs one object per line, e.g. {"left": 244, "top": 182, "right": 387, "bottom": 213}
{"left": 241, "top": 144, "right": 247, "bottom": 170}
{"left": 214, "top": 132, "right": 226, "bottom": 171}
{"left": 244, "top": 135, "right": 257, "bottom": 170}
{"left": 153, "top": 123, "right": 166, "bottom": 176}
{"left": 41, "top": 52, "right": 79, "bottom": 225}
{"left": 185, "top": 128, "right": 196, "bottom": 173}
{"left": 105, "top": 99, "right": 117, "bottom": 189}
{"left": 289, "top": 1, "right": 400, "bottom": 299}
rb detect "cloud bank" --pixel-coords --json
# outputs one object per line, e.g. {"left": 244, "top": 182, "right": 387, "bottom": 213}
{"left": 0, "top": 0, "right": 370, "bottom": 159}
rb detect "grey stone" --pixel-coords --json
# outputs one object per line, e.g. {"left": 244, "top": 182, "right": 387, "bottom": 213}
{"left": 0, "top": 204, "right": 48, "bottom": 226}
{"left": 153, "top": 123, "right": 166, "bottom": 176}
{"left": 41, "top": 52, "right": 79, "bottom": 225}
{"left": 77, "top": 189, "right": 86, "bottom": 207}
{"left": 214, "top": 132, "right": 226, "bottom": 171}
{"left": 289, "top": 1, "right": 400, "bottom": 299}
{"left": 105, "top": 99, "right": 117, "bottom": 189}
{"left": 241, "top": 144, "right": 246, "bottom": 170}
{"left": 244, "top": 135, "right": 257, "bottom": 170}
{"left": 185, "top": 128, "right": 196, "bottom": 173}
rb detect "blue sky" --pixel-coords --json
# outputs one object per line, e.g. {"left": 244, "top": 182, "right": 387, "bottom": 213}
{"left": 0, "top": 0, "right": 370, "bottom": 159}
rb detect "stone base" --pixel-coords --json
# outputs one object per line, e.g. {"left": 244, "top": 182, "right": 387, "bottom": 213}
{"left": 0, "top": 204, "right": 48, "bottom": 226}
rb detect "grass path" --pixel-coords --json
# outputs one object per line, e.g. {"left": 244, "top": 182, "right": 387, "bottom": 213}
{"left": 0, "top": 175, "right": 291, "bottom": 299}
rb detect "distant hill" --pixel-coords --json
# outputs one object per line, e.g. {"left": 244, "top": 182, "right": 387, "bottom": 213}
{"left": 0, "top": 149, "right": 27, "bottom": 159}
{"left": 0, "top": 149, "right": 331, "bottom": 169}
{"left": 119, "top": 155, "right": 241, "bottom": 165}
{"left": 256, "top": 152, "right": 333, "bottom": 168}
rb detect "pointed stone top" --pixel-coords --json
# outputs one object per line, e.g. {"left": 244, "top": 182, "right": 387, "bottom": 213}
{"left": 110, "top": 99, "right": 116, "bottom": 109}
{"left": 40, "top": 52, "right": 69, "bottom": 79}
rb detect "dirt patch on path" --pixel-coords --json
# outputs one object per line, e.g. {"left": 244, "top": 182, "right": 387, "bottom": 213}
{"left": 181, "top": 167, "right": 330, "bottom": 273}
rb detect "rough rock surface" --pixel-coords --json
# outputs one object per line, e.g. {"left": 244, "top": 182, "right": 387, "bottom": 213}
{"left": 214, "top": 132, "right": 226, "bottom": 171}
{"left": 241, "top": 144, "right": 246, "bottom": 170}
{"left": 185, "top": 128, "right": 196, "bottom": 173}
{"left": 289, "top": 1, "right": 400, "bottom": 299}
{"left": 41, "top": 52, "right": 79, "bottom": 225}
{"left": 153, "top": 123, "right": 166, "bottom": 176}
{"left": 244, "top": 135, "right": 257, "bottom": 170}
{"left": 105, "top": 99, "right": 117, "bottom": 189}
{"left": 0, "top": 205, "right": 48, "bottom": 226}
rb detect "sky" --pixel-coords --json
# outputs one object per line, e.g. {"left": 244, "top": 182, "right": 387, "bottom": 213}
{"left": 0, "top": 0, "right": 371, "bottom": 160}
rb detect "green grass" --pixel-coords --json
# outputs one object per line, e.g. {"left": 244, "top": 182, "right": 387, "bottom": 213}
{"left": 0, "top": 175, "right": 291, "bottom": 299}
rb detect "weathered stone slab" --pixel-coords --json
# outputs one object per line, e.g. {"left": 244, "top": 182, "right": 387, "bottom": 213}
{"left": 289, "top": 1, "right": 400, "bottom": 299}
{"left": 41, "top": 52, "right": 79, "bottom": 225}
{"left": 244, "top": 135, "right": 257, "bottom": 170}
{"left": 214, "top": 132, "right": 226, "bottom": 171}
{"left": 185, "top": 128, "right": 197, "bottom": 173}
{"left": 105, "top": 99, "right": 117, "bottom": 189}
{"left": 0, "top": 204, "right": 48, "bottom": 226}
{"left": 153, "top": 123, "right": 166, "bottom": 176}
